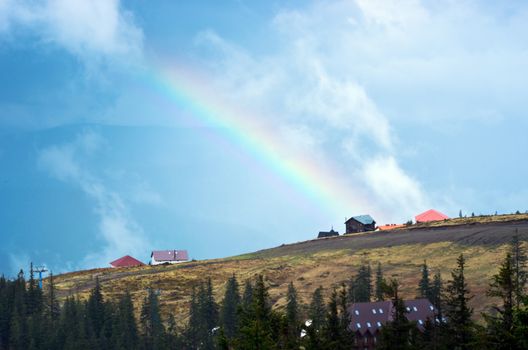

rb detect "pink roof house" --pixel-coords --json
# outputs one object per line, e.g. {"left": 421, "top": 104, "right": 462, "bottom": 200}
{"left": 150, "top": 250, "right": 189, "bottom": 265}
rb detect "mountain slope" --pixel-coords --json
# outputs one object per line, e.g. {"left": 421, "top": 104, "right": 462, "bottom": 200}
{"left": 53, "top": 216, "right": 528, "bottom": 323}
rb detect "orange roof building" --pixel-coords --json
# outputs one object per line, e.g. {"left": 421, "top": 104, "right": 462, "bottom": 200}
{"left": 376, "top": 224, "right": 405, "bottom": 231}
{"left": 415, "top": 209, "right": 449, "bottom": 223}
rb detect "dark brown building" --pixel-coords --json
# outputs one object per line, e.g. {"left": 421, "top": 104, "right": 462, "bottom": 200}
{"left": 318, "top": 228, "right": 339, "bottom": 238}
{"left": 348, "top": 299, "right": 438, "bottom": 349}
{"left": 345, "top": 215, "right": 376, "bottom": 234}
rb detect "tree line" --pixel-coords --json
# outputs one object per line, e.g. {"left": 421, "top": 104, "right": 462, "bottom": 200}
{"left": 0, "top": 234, "right": 527, "bottom": 349}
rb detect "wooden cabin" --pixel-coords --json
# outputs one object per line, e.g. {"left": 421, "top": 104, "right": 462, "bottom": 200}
{"left": 345, "top": 215, "right": 376, "bottom": 234}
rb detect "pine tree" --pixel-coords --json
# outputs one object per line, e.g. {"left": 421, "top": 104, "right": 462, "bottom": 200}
{"left": 57, "top": 296, "right": 84, "bottom": 349}
{"left": 166, "top": 313, "right": 181, "bottom": 349}
{"left": 86, "top": 276, "right": 105, "bottom": 339}
{"left": 237, "top": 275, "right": 275, "bottom": 350}
{"left": 200, "top": 278, "right": 219, "bottom": 350}
{"left": 338, "top": 284, "right": 354, "bottom": 349}
{"left": 444, "top": 254, "right": 474, "bottom": 349}
{"left": 308, "top": 286, "right": 326, "bottom": 332}
{"left": 26, "top": 263, "right": 43, "bottom": 316}
{"left": 9, "top": 302, "right": 28, "bottom": 350}
{"left": 375, "top": 262, "right": 385, "bottom": 301}
{"left": 284, "top": 282, "right": 300, "bottom": 349}
{"left": 305, "top": 286, "right": 325, "bottom": 349}
{"left": 217, "top": 327, "right": 229, "bottom": 350}
{"left": 242, "top": 279, "right": 253, "bottom": 309}
{"left": 220, "top": 274, "right": 240, "bottom": 339}
{"left": 430, "top": 272, "right": 443, "bottom": 318}
{"left": 378, "top": 279, "right": 417, "bottom": 350}
{"left": 510, "top": 232, "right": 527, "bottom": 308}
{"left": 349, "top": 263, "right": 372, "bottom": 302}
{"left": 100, "top": 301, "right": 116, "bottom": 348}
{"left": 186, "top": 286, "right": 200, "bottom": 349}
{"left": 113, "top": 291, "right": 138, "bottom": 350}
{"left": 45, "top": 272, "right": 60, "bottom": 322}
{"left": 485, "top": 252, "right": 516, "bottom": 349}
{"left": 140, "top": 288, "right": 164, "bottom": 349}
{"left": 323, "top": 288, "right": 340, "bottom": 348}
{"left": 9, "top": 270, "right": 28, "bottom": 350}
{"left": 512, "top": 296, "right": 528, "bottom": 349}
{"left": 418, "top": 260, "right": 431, "bottom": 300}
{"left": 0, "top": 274, "right": 10, "bottom": 349}
{"left": 322, "top": 287, "right": 351, "bottom": 350}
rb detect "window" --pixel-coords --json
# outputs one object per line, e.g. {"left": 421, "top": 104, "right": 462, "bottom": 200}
{"left": 377, "top": 321, "right": 382, "bottom": 327}
{"left": 372, "top": 309, "right": 377, "bottom": 314}
{"left": 413, "top": 306, "right": 418, "bottom": 312}
{"left": 356, "top": 323, "right": 361, "bottom": 328}
{"left": 379, "top": 308, "right": 384, "bottom": 314}
{"left": 354, "top": 310, "right": 360, "bottom": 315}
{"left": 367, "top": 322, "right": 372, "bottom": 327}
{"left": 418, "top": 320, "right": 423, "bottom": 325}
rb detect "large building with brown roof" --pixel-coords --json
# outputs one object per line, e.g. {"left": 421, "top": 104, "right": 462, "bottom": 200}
{"left": 348, "top": 299, "right": 437, "bottom": 349}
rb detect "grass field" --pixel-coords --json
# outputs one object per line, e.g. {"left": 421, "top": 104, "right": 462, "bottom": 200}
{"left": 52, "top": 215, "right": 528, "bottom": 324}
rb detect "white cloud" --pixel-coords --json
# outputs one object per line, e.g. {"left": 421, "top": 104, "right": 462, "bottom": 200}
{"left": 194, "top": 1, "right": 433, "bottom": 221}
{"left": 0, "top": 0, "right": 142, "bottom": 61}
{"left": 362, "top": 156, "right": 427, "bottom": 217}
{"left": 38, "top": 131, "right": 150, "bottom": 269}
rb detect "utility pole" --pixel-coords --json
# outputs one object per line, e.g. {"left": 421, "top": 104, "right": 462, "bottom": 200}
{"left": 32, "top": 265, "right": 48, "bottom": 289}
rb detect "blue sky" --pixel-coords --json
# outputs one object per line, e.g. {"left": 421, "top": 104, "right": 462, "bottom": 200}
{"left": 1, "top": 0, "right": 527, "bottom": 275}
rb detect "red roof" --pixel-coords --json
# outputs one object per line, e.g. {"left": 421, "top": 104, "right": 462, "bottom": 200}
{"left": 109, "top": 255, "right": 144, "bottom": 268}
{"left": 415, "top": 209, "right": 449, "bottom": 223}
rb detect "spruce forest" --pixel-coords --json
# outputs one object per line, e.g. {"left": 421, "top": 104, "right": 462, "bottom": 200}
{"left": 1, "top": 235, "right": 527, "bottom": 349}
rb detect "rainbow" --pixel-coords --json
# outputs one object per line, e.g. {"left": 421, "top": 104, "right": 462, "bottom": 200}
{"left": 141, "top": 61, "right": 376, "bottom": 219}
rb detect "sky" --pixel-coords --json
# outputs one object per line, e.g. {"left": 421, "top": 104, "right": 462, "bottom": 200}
{"left": 1, "top": 0, "right": 527, "bottom": 275}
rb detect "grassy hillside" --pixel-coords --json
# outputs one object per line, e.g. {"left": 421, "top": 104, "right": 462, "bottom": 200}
{"left": 52, "top": 215, "right": 528, "bottom": 324}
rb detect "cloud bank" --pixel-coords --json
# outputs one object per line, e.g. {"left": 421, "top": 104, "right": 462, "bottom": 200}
{"left": 37, "top": 131, "right": 150, "bottom": 269}
{"left": 0, "top": 0, "right": 142, "bottom": 61}
{"left": 195, "top": 2, "right": 433, "bottom": 221}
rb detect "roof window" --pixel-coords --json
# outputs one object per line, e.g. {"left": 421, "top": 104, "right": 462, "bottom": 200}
{"left": 377, "top": 321, "right": 382, "bottom": 327}
{"left": 413, "top": 306, "right": 418, "bottom": 312}
{"left": 372, "top": 309, "right": 377, "bottom": 314}
{"left": 367, "top": 322, "right": 372, "bottom": 327}
{"left": 379, "top": 308, "right": 384, "bottom": 314}
{"left": 429, "top": 305, "right": 434, "bottom": 311}
{"left": 356, "top": 323, "right": 361, "bottom": 328}
{"left": 354, "top": 310, "right": 360, "bottom": 315}
{"left": 418, "top": 320, "right": 423, "bottom": 325}
{"left": 406, "top": 307, "right": 411, "bottom": 312}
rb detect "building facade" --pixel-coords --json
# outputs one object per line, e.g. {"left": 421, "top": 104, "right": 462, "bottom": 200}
{"left": 318, "top": 228, "right": 339, "bottom": 238}
{"left": 345, "top": 215, "right": 376, "bottom": 234}
{"left": 348, "top": 299, "right": 438, "bottom": 349}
